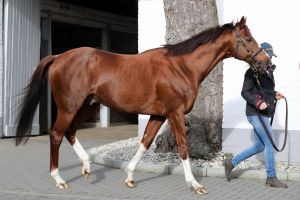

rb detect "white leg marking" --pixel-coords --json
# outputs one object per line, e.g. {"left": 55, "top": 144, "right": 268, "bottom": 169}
{"left": 125, "top": 144, "right": 146, "bottom": 185}
{"left": 182, "top": 158, "right": 196, "bottom": 185}
{"left": 50, "top": 169, "right": 68, "bottom": 189}
{"left": 182, "top": 158, "right": 207, "bottom": 194}
{"left": 73, "top": 137, "right": 90, "bottom": 176}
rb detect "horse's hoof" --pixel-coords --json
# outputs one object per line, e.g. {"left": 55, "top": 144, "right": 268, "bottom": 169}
{"left": 194, "top": 187, "right": 208, "bottom": 195}
{"left": 57, "top": 182, "right": 69, "bottom": 189}
{"left": 82, "top": 170, "right": 90, "bottom": 179}
{"left": 125, "top": 180, "right": 136, "bottom": 188}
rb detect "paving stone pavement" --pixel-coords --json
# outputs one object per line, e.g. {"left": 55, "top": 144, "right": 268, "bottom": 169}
{"left": 0, "top": 126, "right": 299, "bottom": 200}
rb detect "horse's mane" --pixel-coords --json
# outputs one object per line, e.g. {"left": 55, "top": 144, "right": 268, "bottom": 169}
{"left": 164, "top": 22, "right": 236, "bottom": 56}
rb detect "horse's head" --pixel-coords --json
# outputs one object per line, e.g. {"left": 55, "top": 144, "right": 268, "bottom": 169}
{"left": 231, "top": 17, "right": 272, "bottom": 73}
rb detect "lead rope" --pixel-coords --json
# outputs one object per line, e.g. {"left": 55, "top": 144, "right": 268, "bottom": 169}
{"left": 257, "top": 96, "right": 288, "bottom": 152}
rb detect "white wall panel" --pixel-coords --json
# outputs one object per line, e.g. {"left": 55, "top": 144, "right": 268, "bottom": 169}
{"left": 3, "top": 0, "right": 40, "bottom": 136}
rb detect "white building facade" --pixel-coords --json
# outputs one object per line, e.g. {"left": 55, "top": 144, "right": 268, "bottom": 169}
{"left": 138, "top": 0, "right": 300, "bottom": 163}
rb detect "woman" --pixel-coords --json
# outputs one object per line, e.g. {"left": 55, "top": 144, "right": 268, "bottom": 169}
{"left": 224, "top": 42, "right": 288, "bottom": 188}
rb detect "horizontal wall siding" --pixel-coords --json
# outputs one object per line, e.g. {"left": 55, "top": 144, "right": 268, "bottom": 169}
{"left": 3, "top": 0, "right": 40, "bottom": 136}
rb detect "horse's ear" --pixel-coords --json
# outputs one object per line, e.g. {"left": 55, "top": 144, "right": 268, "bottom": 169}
{"left": 236, "top": 16, "right": 247, "bottom": 28}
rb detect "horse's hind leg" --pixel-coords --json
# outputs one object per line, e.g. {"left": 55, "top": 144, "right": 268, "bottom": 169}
{"left": 65, "top": 135, "right": 90, "bottom": 178}
{"left": 50, "top": 111, "right": 75, "bottom": 189}
{"left": 65, "top": 102, "right": 100, "bottom": 178}
{"left": 125, "top": 115, "right": 166, "bottom": 187}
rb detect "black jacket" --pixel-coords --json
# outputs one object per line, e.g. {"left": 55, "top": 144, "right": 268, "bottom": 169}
{"left": 241, "top": 67, "right": 277, "bottom": 117}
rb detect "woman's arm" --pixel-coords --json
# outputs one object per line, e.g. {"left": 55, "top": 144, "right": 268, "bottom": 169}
{"left": 241, "top": 70, "right": 265, "bottom": 109}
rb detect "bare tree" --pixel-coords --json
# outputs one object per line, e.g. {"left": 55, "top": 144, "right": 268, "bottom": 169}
{"left": 155, "top": 0, "right": 223, "bottom": 159}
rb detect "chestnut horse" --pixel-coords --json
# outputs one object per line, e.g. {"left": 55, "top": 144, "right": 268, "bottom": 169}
{"left": 15, "top": 17, "right": 270, "bottom": 194}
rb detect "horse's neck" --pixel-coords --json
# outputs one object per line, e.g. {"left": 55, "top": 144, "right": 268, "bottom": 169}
{"left": 183, "top": 36, "right": 231, "bottom": 86}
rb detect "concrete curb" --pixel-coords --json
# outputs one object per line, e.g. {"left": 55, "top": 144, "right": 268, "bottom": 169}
{"left": 89, "top": 151, "right": 300, "bottom": 182}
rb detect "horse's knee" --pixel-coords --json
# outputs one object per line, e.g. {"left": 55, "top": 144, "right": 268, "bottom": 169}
{"left": 141, "top": 116, "right": 166, "bottom": 149}
{"left": 141, "top": 135, "right": 154, "bottom": 149}
{"left": 174, "top": 135, "right": 188, "bottom": 159}
{"left": 178, "top": 145, "right": 188, "bottom": 160}
{"left": 50, "top": 131, "right": 63, "bottom": 147}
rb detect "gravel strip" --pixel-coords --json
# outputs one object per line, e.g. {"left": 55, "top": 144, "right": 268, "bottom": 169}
{"left": 89, "top": 137, "right": 300, "bottom": 172}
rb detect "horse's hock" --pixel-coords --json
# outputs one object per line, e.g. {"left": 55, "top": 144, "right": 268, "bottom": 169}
{"left": 155, "top": 115, "right": 220, "bottom": 160}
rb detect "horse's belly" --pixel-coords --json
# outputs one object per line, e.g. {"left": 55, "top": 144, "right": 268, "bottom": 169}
{"left": 97, "top": 88, "right": 167, "bottom": 116}
{"left": 103, "top": 98, "right": 166, "bottom": 115}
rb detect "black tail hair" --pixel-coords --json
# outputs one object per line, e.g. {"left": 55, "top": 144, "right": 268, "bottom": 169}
{"left": 15, "top": 55, "right": 55, "bottom": 146}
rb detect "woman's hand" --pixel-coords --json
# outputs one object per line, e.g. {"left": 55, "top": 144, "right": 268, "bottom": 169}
{"left": 276, "top": 92, "right": 284, "bottom": 100}
{"left": 259, "top": 102, "right": 268, "bottom": 110}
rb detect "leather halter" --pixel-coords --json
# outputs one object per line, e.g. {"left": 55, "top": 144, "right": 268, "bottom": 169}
{"left": 235, "top": 30, "right": 263, "bottom": 65}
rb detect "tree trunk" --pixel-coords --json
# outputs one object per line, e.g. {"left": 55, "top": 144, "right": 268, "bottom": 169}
{"left": 155, "top": 0, "right": 223, "bottom": 159}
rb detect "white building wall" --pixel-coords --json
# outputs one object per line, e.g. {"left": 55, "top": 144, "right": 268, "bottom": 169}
{"left": 218, "top": 0, "right": 300, "bottom": 163}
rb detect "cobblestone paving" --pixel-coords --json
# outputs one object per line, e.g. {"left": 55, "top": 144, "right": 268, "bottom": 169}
{"left": 0, "top": 128, "right": 299, "bottom": 200}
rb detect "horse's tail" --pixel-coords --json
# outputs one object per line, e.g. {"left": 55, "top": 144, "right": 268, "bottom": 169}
{"left": 15, "top": 55, "right": 55, "bottom": 146}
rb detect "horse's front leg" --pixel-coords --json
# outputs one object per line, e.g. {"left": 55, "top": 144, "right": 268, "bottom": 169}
{"left": 168, "top": 111, "right": 208, "bottom": 195}
{"left": 125, "top": 115, "right": 166, "bottom": 187}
